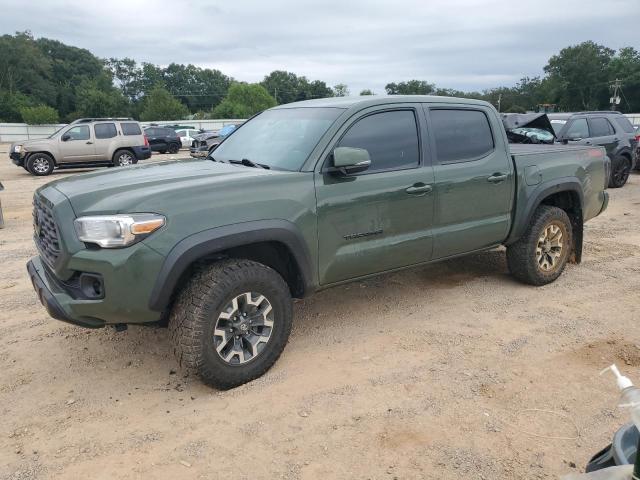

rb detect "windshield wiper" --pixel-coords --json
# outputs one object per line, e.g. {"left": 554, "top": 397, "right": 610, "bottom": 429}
{"left": 229, "top": 158, "right": 270, "bottom": 169}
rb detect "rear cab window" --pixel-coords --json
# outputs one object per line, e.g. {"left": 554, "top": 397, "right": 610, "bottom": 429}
{"left": 428, "top": 108, "right": 494, "bottom": 163}
{"left": 121, "top": 122, "right": 142, "bottom": 136}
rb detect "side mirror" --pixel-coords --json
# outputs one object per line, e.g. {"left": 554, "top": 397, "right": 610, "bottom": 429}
{"left": 330, "top": 147, "right": 371, "bottom": 175}
{"left": 61, "top": 133, "right": 71, "bottom": 142}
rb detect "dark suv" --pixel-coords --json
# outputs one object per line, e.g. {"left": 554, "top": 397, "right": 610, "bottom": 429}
{"left": 549, "top": 111, "right": 638, "bottom": 188}
{"left": 143, "top": 127, "right": 182, "bottom": 154}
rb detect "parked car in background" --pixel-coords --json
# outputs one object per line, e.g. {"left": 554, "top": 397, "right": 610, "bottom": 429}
{"left": 176, "top": 128, "right": 200, "bottom": 148}
{"left": 9, "top": 118, "right": 150, "bottom": 176}
{"left": 501, "top": 113, "right": 556, "bottom": 144}
{"left": 160, "top": 124, "right": 197, "bottom": 131}
{"left": 27, "top": 95, "right": 609, "bottom": 389}
{"left": 548, "top": 111, "right": 638, "bottom": 188}
{"left": 143, "top": 126, "right": 181, "bottom": 154}
{"left": 190, "top": 124, "right": 238, "bottom": 157}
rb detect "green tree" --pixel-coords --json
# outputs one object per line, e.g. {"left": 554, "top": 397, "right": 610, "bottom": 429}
{"left": 359, "top": 89, "right": 374, "bottom": 95}
{"left": 544, "top": 41, "right": 615, "bottom": 110}
{"left": 212, "top": 83, "right": 276, "bottom": 118}
{"left": 333, "top": 83, "right": 349, "bottom": 97}
{"left": 74, "top": 74, "right": 129, "bottom": 118}
{"left": 0, "top": 90, "right": 33, "bottom": 122}
{"left": 140, "top": 85, "right": 189, "bottom": 121}
{"left": 106, "top": 57, "right": 142, "bottom": 102}
{"left": 385, "top": 80, "right": 434, "bottom": 95}
{"left": 20, "top": 105, "right": 59, "bottom": 124}
{"left": 261, "top": 70, "right": 330, "bottom": 104}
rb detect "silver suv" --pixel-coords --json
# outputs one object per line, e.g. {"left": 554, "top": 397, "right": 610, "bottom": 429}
{"left": 10, "top": 118, "right": 151, "bottom": 176}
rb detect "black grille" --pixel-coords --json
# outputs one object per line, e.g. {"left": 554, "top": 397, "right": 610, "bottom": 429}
{"left": 33, "top": 195, "right": 60, "bottom": 266}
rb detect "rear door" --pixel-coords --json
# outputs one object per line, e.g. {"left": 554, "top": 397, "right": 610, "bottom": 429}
{"left": 587, "top": 117, "right": 617, "bottom": 156}
{"left": 315, "top": 105, "right": 435, "bottom": 284}
{"left": 58, "top": 125, "right": 95, "bottom": 162}
{"left": 92, "top": 122, "right": 118, "bottom": 160}
{"left": 425, "top": 105, "right": 514, "bottom": 259}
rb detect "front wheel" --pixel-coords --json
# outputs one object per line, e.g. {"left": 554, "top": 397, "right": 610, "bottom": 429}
{"left": 507, "top": 205, "right": 573, "bottom": 286}
{"left": 26, "top": 153, "right": 55, "bottom": 176}
{"left": 169, "top": 259, "right": 292, "bottom": 389}
{"left": 609, "top": 155, "right": 631, "bottom": 188}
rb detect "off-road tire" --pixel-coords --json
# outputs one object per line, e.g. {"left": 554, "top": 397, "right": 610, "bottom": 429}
{"left": 608, "top": 155, "right": 631, "bottom": 188}
{"left": 507, "top": 205, "right": 573, "bottom": 286}
{"left": 26, "top": 153, "right": 55, "bottom": 176}
{"left": 168, "top": 259, "right": 293, "bottom": 389}
{"left": 168, "top": 143, "right": 180, "bottom": 154}
{"left": 112, "top": 149, "right": 137, "bottom": 167}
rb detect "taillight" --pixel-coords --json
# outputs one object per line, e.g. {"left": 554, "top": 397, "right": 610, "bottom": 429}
{"left": 144, "top": 135, "right": 149, "bottom": 147}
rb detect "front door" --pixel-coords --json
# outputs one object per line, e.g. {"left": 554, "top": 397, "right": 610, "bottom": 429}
{"left": 58, "top": 125, "right": 95, "bottom": 162}
{"left": 425, "top": 106, "right": 514, "bottom": 259}
{"left": 315, "top": 107, "right": 435, "bottom": 285}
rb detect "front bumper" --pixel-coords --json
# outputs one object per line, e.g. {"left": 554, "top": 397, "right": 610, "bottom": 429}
{"left": 27, "top": 257, "right": 104, "bottom": 328}
{"left": 190, "top": 146, "right": 209, "bottom": 158}
{"left": 10, "top": 152, "right": 23, "bottom": 166}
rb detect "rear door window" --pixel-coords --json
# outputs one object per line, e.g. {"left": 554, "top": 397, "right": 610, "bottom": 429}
{"left": 94, "top": 123, "right": 117, "bottom": 139}
{"left": 429, "top": 109, "right": 494, "bottom": 163}
{"left": 589, "top": 118, "right": 614, "bottom": 137}
{"left": 336, "top": 110, "right": 420, "bottom": 173}
{"left": 565, "top": 118, "right": 589, "bottom": 139}
{"left": 121, "top": 122, "right": 142, "bottom": 136}
{"left": 144, "top": 128, "right": 157, "bottom": 136}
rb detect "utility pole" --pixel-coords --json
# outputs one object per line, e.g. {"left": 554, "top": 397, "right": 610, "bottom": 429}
{"left": 497, "top": 93, "right": 502, "bottom": 112}
{"left": 610, "top": 79, "right": 622, "bottom": 111}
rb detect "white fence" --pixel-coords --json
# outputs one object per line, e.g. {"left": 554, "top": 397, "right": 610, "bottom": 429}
{"left": 0, "top": 119, "right": 246, "bottom": 143}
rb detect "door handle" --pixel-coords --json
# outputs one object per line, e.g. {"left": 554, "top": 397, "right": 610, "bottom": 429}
{"left": 405, "top": 184, "right": 432, "bottom": 195}
{"left": 86, "top": 141, "right": 93, "bottom": 145}
{"left": 585, "top": 141, "right": 592, "bottom": 145}
{"left": 487, "top": 173, "right": 507, "bottom": 183}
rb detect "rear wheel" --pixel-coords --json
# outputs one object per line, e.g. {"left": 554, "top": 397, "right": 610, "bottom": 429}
{"left": 113, "top": 150, "right": 137, "bottom": 167}
{"left": 26, "top": 153, "right": 55, "bottom": 176}
{"left": 609, "top": 155, "right": 631, "bottom": 188}
{"left": 168, "top": 143, "right": 180, "bottom": 154}
{"left": 169, "top": 259, "right": 293, "bottom": 389}
{"left": 507, "top": 205, "right": 573, "bottom": 286}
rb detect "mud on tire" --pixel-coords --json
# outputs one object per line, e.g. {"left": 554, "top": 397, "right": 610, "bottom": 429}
{"left": 506, "top": 205, "right": 573, "bottom": 286}
{"left": 168, "top": 259, "right": 293, "bottom": 389}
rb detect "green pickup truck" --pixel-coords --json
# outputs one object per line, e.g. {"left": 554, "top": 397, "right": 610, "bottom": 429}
{"left": 27, "top": 96, "right": 609, "bottom": 389}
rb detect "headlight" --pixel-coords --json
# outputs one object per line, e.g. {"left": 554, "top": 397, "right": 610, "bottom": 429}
{"left": 74, "top": 214, "right": 165, "bottom": 248}
{"left": 14, "top": 145, "right": 22, "bottom": 153}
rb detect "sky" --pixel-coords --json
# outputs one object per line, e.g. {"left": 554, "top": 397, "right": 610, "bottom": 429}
{"left": 1, "top": 0, "right": 638, "bottom": 94}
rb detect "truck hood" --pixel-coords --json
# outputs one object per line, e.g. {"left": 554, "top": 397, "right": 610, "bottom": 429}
{"left": 48, "top": 159, "right": 281, "bottom": 214}
{"left": 13, "top": 137, "right": 55, "bottom": 151}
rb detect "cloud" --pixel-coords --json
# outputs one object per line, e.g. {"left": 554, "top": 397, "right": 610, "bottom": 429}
{"left": 1, "top": 0, "right": 636, "bottom": 93}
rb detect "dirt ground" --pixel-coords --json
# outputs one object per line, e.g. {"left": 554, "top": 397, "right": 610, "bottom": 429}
{"left": 1, "top": 144, "right": 639, "bottom": 480}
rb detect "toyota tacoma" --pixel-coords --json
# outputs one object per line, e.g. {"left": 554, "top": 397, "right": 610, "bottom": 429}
{"left": 27, "top": 96, "right": 610, "bottom": 389}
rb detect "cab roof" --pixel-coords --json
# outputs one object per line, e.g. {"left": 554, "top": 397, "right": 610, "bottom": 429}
{"left": 272, "top": 95, "right": 493, "bottom": 110}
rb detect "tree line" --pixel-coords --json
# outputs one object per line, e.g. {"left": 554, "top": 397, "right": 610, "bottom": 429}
{"left": 1, "top": 31, "right": 639, "bottom": 124}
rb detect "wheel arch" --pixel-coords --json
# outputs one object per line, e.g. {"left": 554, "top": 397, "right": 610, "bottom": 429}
{"left": 25, "top": 150, "right": 57, "bottom": 165}
{"left": 148, "top": 220, "right": 315, "bottom": 312}
{"left": 506, "top": 179, "right": 584, "bottom": 262}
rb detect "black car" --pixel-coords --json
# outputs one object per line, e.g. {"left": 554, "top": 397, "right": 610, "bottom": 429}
{"left": 143, "top": 127, "right": 181, "bottom": 154}
{"left": 549, "top": 111, "right": 638, "bottom": 188}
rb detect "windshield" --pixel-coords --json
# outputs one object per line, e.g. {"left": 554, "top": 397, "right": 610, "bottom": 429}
{"left": 48, "top": 125, "right": 67, "bottom": 138}
{"left": 550, "top": 119, "right": 567, "bottom": 135}
{"left": 212, "top": 107, "right": 344, "bottom": 170}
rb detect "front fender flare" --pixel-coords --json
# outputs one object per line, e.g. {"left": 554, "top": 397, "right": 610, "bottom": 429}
{"left": 148, "top": 220, "right": 314, "bottom": 311}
